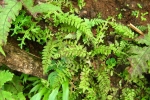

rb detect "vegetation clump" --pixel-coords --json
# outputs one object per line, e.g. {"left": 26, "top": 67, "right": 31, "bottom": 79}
{"left": 0, "top": 0, "right": 150, "bottom": 100}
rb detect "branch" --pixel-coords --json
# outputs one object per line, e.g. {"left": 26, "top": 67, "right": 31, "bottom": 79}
{"left": 0, "top": 43, "right": 46, "bottom": 78}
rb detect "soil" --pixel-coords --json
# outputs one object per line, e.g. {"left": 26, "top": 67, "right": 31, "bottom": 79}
{"left": 79, "top": 0, "right": 150, "bottom": 26}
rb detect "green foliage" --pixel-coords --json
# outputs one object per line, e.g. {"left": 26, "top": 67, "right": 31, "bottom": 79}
{"left": 97, "top": 70, "right": 111, "bottom": 100}
{"left": 110, "top": 22, "right": 135, "bottom": 38}
{"left": 22, "top": 0, "right": 62, "bottom": 17}
{"left": 0, "top": 70, "right": 25, "bottom": 100}
{"left": 0, "top": 70, "right": 13, "bottom": 88}
{"left": 1, "top": 0, "right": 150, "bottom": 99}
{"left": 128, "top": 25, "right": 150, "bottom": 78}
{"left": 131, "top": 10, "right": 139, "bottom": 18}
{"left": 121, "top": 88, "right": 136, "bottom": 100}
{"left": 141, "top": 12, "right": 148, "bottom": 21}
{"left": 0, "top": 0, "right": 22, "bottom": 54}
{"left": 128, "top": 46, "right": 150, "bottom": 78}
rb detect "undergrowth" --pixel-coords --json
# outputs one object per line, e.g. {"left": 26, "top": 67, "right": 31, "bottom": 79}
{"left": 0, "top": 0, "right": 150, "bottom": 100}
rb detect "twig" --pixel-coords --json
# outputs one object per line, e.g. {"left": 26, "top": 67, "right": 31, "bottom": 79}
{"left": 128, "top": 23, "right": 144, "bottom": 35}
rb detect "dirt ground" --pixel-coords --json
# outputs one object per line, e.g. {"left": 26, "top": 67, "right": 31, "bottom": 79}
{"left": 79, "top": 0, "right": 150, "bottom": 26}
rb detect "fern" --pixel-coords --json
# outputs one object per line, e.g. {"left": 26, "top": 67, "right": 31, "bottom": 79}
{"left": 79, "top": 66, "right": 91, "bottom": 93}
{"left": 90, "top": 18, "right": 106, "bottom": 26}
{"left": 136, "top": 25, "right": 147, "bottom": 31}
{"left": 97, "top": 70, "right": 110, "bottom": 100}
{"left": 22, "top": 0, "right": 62, "bottom": 17}
{"left": 94, "top": 19, "right": 108, "bottom": 46}
{"left": 0, "top": 70, "right": 26, "bottom": 100}
{"left": 29, "top": 59, "right": 69, "bottom": 100}
{"left": 42, "top": 39, "right": 62, "bottom": 73}
{"left": 53, "top": 12, "right": 94, "bottom": 44}
{"left": 128, "top": 46, "right": 150, "bottom": 78}
{"left": 60, "top": 41, "right": 88, "bottom": 57}
{"left": 0, "top": 70, "right": 14, "bottom": 88}
{"left": 110, "top": 22, "right": 135, "bottom": 38}
{"left": 78, "top": 0, "right": 85, "bottom": 9}
{"left": 0, "top": 0, "right": 22, "bottom": 55}
{"left": 128, "top": 25, "right": 150, "bottom": 78}
{"left": 0, "top": 0, "right": 22, "bottom": 46}
{"left": 121, "top": 88, "right": 136, "bottom": 100}
{"left": 136, "top": 24, "right": 150, "bottom": 45}
{"left": 91, "top": 45, "right": 113, "bottom": 57}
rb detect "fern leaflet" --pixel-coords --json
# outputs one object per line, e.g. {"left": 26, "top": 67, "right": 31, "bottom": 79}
{"left": 0, "top": 0, "right": 22, "bottom": 46}
{"left": 0, "top": 70, "right": 14, "bottom": 88}
{"left": 128, "top": 46, "right": 150, "bottom": 78}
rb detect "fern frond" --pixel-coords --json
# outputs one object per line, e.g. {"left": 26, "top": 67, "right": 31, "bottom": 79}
{"left": 60, "top": 41, "right": 87, "bottom": 57}
{"left": 53, "top": 12, "right": 94, "bottom": 44}
{"left": 59, "top": 24, "right": 77, "bottom": 33}
{"left": 110, "top": 22, "right": 134, "bottom": 38}
{"left": 48, "top": 72, "right": 60, "bottom": 88}
{"left": 22, "top": 0, "right": 61, "bottom": 17}
{"left": 94, "top": 20, "right": 109, "bottom": 46}
{"left": 121, "top": 88, "right": 136, "bottom": 100}
{"left": 136, "top": 24, "right": 150, "bottom": 45}
{"left": 42, "top": 39, "right": 62, "bottom": 73}
{"left": 136, "top": 25, "right": 147, "bottom": 31}
{"left": 0, "top": 46, "right": 6, "bottom": 56}
{"left": 0, "top": 0, "right": 22, "bottom": 46}
{"left": 91, "top": 44, "right": 114, "bottom": 56}
{"left": 97, "top": 71, "right": 110, "bottom": 100}
{"left": 128, "top": 25, "right": 150, "bottom": 78}
{"left": 79, "top": 66, "right": 91, "bottom": 93}
{"left": 90, "top": 18, "right": 106, "bottom": 26}
{"left": 128, "top": 46, "right": 150, "bottom": 78}
{"left": 0, "top": 70, "right": 14, "bottom": 88}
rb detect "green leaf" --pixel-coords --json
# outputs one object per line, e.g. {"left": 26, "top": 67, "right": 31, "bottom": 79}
{"left": 31, "top": 3, "right": 62, "bottom": 14}
{"left": 17, "top": 92, "right": 26, "bottom": 100}
{"left": 128, "top": 46, "right": 150, "bottom": 78}
{"left": 136, "top": 24, "right": 150, "bottom": 46}
{"left": 0, "top": 0, "right": 22, "bottom": 46}
{"left": 106, "top": 58, "right": 116, "bottom": 68}
{"left": 31, "top": 93, "right": 42, "bottom": 100}
{"left": 0, "top": 90, "right": 13, "bottom": 100}
{"left": 62, "top": 80, "right": 69, "bottom": 100}
{"left": 0, "top": 46, "right": 5, "bottom": 56}
{"left": 49, "top": 87, "right": 59, "bottom": 100}
{"left": 29, "top": 83, "right": 42, "bottom": 93}
{"left": 0, "top": 70, "right": 14, "bottom": 88}
{"left": 22, "top": 0, "right": 34, "bottom": 8}
{"left": 4, "top": 76, "right": 24, "bottom": 94}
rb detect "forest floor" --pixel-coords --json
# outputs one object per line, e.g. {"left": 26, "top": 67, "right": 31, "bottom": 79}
{"left": 1, "top": 0, "right": 150, "bottom": 99}
{"left": 6, "top": 0, "right": 150, "bottom": 78}
{"left": 80, "top": 0, "right": 150, "bottom": 25}
{"left": 12, "top": 0, "right": 150, "bottom": 56}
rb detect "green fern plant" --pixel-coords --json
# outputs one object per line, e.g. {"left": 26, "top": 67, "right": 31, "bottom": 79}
{"left": 0, "top": 70, "right": 25, "bottom": 100}
{"left": 0, "top": 0, "right": 22, "bottom": 55}
{"left": 2, "top": 0, "right": 150, "bottom": 99}
{"left": 128, "top": 24, "right": 150, "bottom": 78}
{"left": 121, "top": 88, "right": 136, "bottom": 100}
{"left": 23, "top": 59, "right": 70, "bottom": 100}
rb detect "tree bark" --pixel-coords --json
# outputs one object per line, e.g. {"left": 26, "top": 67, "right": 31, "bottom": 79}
{"left": 0, "top": 43, "right": 45, "bottom": 78}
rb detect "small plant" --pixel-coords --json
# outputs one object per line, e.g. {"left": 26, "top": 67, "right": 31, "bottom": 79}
{"left": 78, "top": 0, "right": 85, "bottom": 9}
{"left": 131, "top": 10, "right": 139, "bottom": 18}
{"left": 137, "top": 3, "right": 142, "bottom": 9}
{"left": 117, "top": 13, "right": 122, "bottom": 19}
{"left": 141, "top": 12, "right": 148, "bottom": 21}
